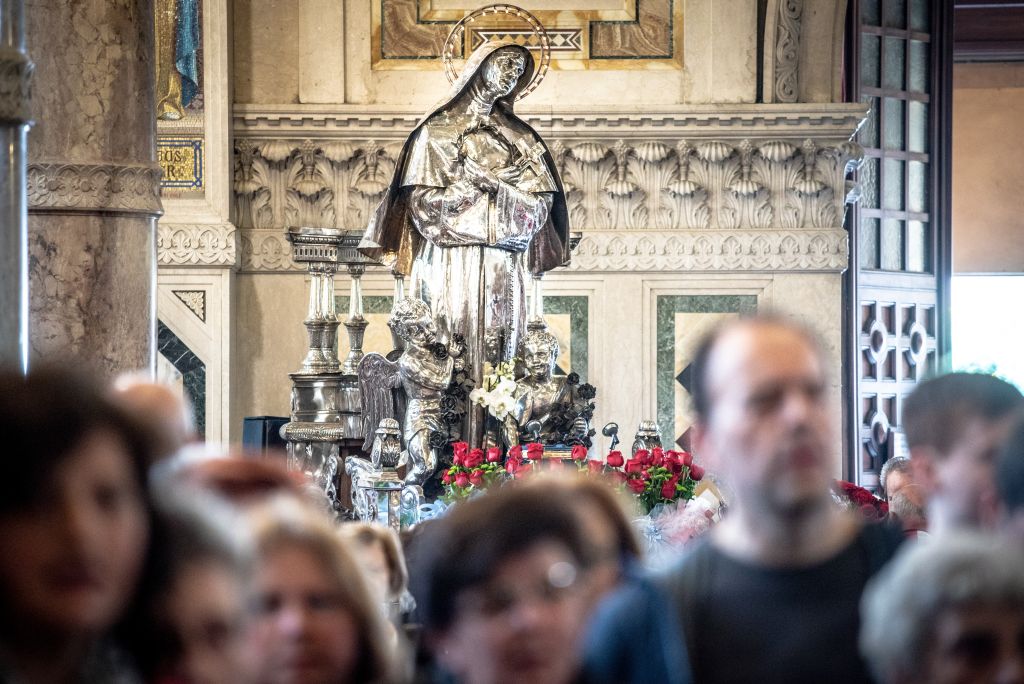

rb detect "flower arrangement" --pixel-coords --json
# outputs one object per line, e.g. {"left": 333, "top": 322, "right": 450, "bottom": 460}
{"left": 832, "top": 479, "right": 889, "bottom": 521}
{"left": 606, "top": 447, "right": 706, "bottom": 514}
{"left": 469, "top": 360, "right": 519, "bottom": 420}
{"left": 440, "top": 441, "right": 546, "bottom": 500}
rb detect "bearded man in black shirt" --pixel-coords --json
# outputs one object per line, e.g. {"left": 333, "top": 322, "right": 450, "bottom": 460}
{"left": 583, "top": 317, "right": 902, "bottom": 684}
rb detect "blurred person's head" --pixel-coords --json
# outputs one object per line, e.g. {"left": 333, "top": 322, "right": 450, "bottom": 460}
{"left": 169, "top": 452, "right": 306, "bottom": 505}
{"left": 903, "top": 373, "right": 1024, "bottom": 534}
{"left": 861, "top": 533, "right": 1024, "bottom": 684}
{"left": 341, "top": 523, "right": 409, "bottom": 613}
{"left": 111, "top": 372, "right": 197, "bottom": 460}
{"left": 521, "top": 472, "right": 641, "bottom": 604}
{"left": 0, "top": 366, "right": 157, "bottom": 677}
{"left": 996, "top": 415, "right": 1024, "bottom": 541}
{"left": 690, "top": 316, "right": 834, "bottom": 521}
{"left": 247, "top": 496, "right": 394, "bottom": 684}
{"left": 137, "top": 488, "right": 254, "bottom": 684}
{"left": 411, "top": 485, "right": 594, "bottom": 684}
{"left": 888, "top": 487, "right": 928, "bottom": 536}
{"left": 880, "top": 456, "right": 914, "bottom": 500}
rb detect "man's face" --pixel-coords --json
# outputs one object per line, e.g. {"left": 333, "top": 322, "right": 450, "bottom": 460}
{"left": 885, "top": 468, "right": 914, "bottom": 500}
{"left": 921, "top": 414, "right": 1018, "bottom": 530}
{"left": 436, "top": 541, "right": 588, "bottom": 684}
{"left": 921, "top": 605, "right": 1024, "bottom": 684}
{"left": 695, "top": 323, "right": 833, "bottom": 516}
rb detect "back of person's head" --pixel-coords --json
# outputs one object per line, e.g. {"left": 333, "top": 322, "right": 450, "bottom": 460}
{"left": 902, "top": 373, "right": 1024, "bottom": 454}
{"left": 111, "top": 372, "right": 196, "bottom": 460}
{"left": 410, "top": 483, "right": 593, "bottom": 635}
{"left": 861, "top": 533, "right": 1024, "bottom": 684}
{"left": 247, "top": 495, "right": 395, "bottom": 683}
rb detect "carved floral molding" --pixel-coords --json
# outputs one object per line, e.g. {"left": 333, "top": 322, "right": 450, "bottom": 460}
{"left": 157, "top": 222, "right": 238, "bottom": 267}
{"left": 232, "top": 136, "right": 861, "bottom": 233}
{"left": 28, "top": 162, "right": 163, "bottom": 216}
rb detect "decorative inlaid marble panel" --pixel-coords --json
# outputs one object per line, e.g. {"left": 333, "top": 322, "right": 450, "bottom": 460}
{"left": 655, "top": 295, "right": 757, "bottom": 447}
{"left": 157, "top": 319, "right": 206, "bottom": 438}
{"left": 374, "top": 0, "right": 679, "bottom": 69}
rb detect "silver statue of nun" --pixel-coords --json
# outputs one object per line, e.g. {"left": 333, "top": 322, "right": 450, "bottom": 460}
{"left": 359, "top": 40, "right": 570, "bottom": 447}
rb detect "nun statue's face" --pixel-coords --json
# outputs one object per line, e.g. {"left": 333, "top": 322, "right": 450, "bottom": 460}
{"left": 481, "top": 48, "right": 527, "bottom": 99}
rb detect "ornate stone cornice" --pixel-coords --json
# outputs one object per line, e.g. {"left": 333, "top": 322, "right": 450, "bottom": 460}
{"left": 157, "top": 222, "right": 238, "bottom": 267}
{"left": 237, "top": 227, "right": 848, "bottom": 274}
{"left": 28, "top": 162, "right": 163, "bottom": 217}
{"left": 233, "top": 103, "right": 869, "bottom": 142}
{"left": 0, "top": 46, "right": 33, "bottom": 124}
{"left": 568, "top": 229, "right": 848, "bottom": 273}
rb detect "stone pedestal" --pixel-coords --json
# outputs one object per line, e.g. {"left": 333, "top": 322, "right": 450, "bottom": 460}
{"left": 26, "top": 0, "right": 161, "bottom": 377}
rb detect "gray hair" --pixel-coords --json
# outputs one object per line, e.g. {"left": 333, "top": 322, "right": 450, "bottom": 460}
{"left": 878, "top": 456, "right": 911, "bottom": 497}
{"left": 860, "top": 534, "right": 1024, "bottom": 683}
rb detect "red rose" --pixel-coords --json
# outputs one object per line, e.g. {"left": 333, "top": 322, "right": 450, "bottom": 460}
{"left": 635, "top": 449, "right": 651, "bottom": 465}
{"left": 505, "top": 459, "right": 520, "bottom": 475}
{"left": 680, "top": 451, "right": 694, "bottom": 467}
{"left": 661, "top": 476, "right": 679, "bottom": 499}
{"left": 627, "top": 477, "right": 646, "bottom": 494}
{"left": 610, "top": 471, "right": 627, "bottom": 484}
{"left": 454, "top": 472, "right": 470, "bottom": 488}
{"left": 508, "top": 444, "right": 523, "bottom": 461}
{"left": 571, "top": 444, "right": 588, "bottom": 461}
{"left": 606, "top": 450, "right": 624, "bottom": 468}
{"left": 517, "top": 462, "right": 534, "bottom": 477}
{"left": 470, "top": 469, "right": 485, "bottom": 487}
{"left": 587, "top": 460, "right": 604, "bottom": 475}
{"left": 651, "top": 447, "right": 665, "bottom": 465}
{"left": 442, "top": 471, "right": 452, "bottom": 485}
{"left": 526, "top": 442, "right": 544, "bottom": 460}
{"left": 486, "top": 447, "right": 502, "bottom": 463}
{"left": 625, "top": 458, "right": 644, "bottom": 474}
{"left": 689, "top": 463, "right": 705, "bottom": 481}
{"left": 664, "top": 452, "right": 683, "bottom": 474}
{"left": 465, "top": 448, "right": 485, "bottom": 468}
{"left": 453, "top": 442, "right": 469, "bottom": 467}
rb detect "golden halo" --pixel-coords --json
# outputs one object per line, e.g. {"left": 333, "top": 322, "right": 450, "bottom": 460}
{"left": 441, "top": 4, "right": 551, "bottom": 101}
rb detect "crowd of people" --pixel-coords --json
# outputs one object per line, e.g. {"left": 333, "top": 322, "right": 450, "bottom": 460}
{"left": 1, "top": 315, "right": 1022, "bottom": 684}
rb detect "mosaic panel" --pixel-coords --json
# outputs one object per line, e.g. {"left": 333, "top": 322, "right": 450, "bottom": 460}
{"left": 374, "top": 0, "right": 680, "bottom": 68}
{"left": 655, "top": 295, "right": 758, "bottom": 448}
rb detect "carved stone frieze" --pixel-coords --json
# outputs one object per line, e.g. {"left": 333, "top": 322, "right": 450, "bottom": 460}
{"left": 28, "top": 162, "right": 163, "bottom": 216}
{"left": 232, "top": 136, "right": 862, "bottom": 236}
{"left": 157, "top": 222, "right": 238, "bottom": 267}
{"left": 568, "top": 229, "right": 848, "bottom": 273}
{"left": 0, "top": 46, "right": 33, "bottom": 124}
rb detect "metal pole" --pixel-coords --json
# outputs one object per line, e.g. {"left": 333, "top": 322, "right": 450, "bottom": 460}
{"left": 0, "top": 0, "right": 31, "bottom": 372}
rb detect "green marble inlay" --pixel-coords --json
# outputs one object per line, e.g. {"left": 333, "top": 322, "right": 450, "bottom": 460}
{"left": 655, "top": 295, "right": 757, "bottom": 443}
{"left": 542, "top": 295, "right": 590, "bottom": 383}
{"left": 336, "top": 295, "right": 590, "bottom": 381}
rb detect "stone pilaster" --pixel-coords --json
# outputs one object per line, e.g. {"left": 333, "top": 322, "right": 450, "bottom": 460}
{"left": 27, "top": 0, "right": 161, "bottom": 377}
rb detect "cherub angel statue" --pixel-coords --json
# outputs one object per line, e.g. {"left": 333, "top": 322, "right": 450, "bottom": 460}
{"left": 358, "top": 298, "right": 461, "bottom": 485}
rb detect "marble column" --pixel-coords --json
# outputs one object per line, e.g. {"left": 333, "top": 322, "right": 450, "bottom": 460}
{"left": 26, "top": 0, "right": 161, "bottom": 378}
{"left": 0, "top": 0, "right": 32, "bottom": 371}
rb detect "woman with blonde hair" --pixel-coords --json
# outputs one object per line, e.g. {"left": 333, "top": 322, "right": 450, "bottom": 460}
{"left": 247, "top": 496, "right": 399, "bottom": 684}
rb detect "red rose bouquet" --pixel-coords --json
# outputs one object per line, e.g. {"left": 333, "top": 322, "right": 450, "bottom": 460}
{"left": 441, "top": 441, "right": 547, "bottom": 499}
{"left": 594, "top": 446, "right": 706, "bottom": 514}
{"left": 832, "top": 479, "right": 889, "bottom": 521}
